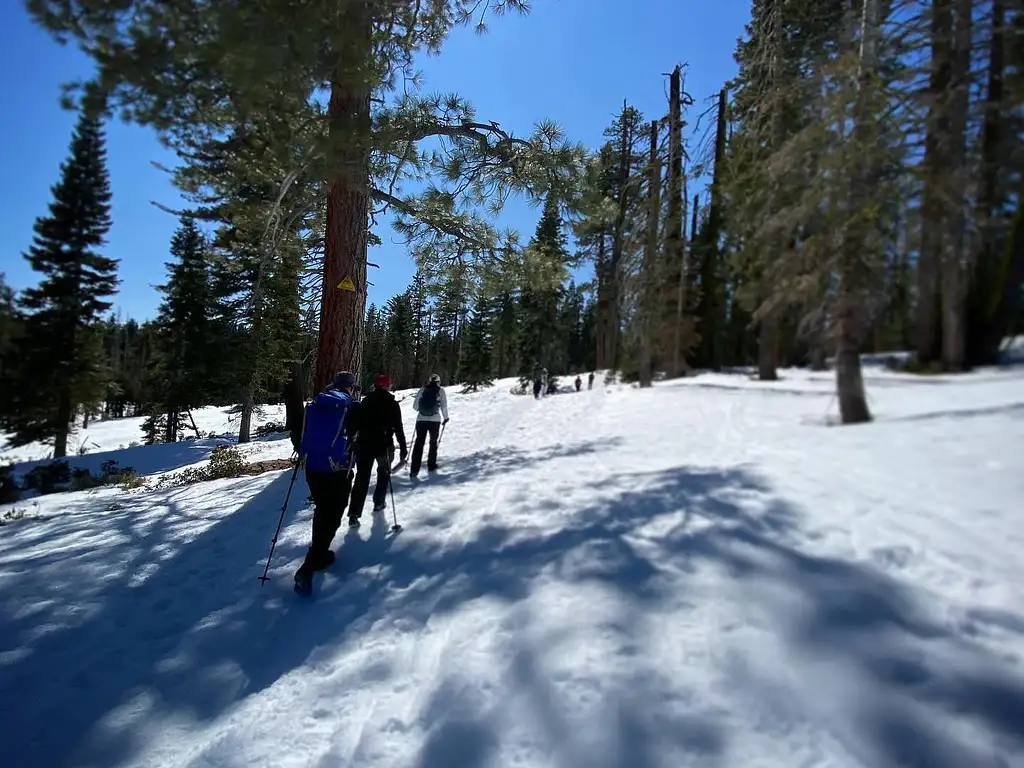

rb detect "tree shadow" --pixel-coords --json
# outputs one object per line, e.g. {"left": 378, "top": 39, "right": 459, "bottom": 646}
{"left": 416, "top": 437, "right": 623, "bottom": 491}
{"left": 8, "top": 437, "right": 230, "bottom": 482}
{"left": 882, "top": 401, "right": 1024, "bottom": 424}
{"left": 3, "top": 457, "right": 1022, "bottom": 767}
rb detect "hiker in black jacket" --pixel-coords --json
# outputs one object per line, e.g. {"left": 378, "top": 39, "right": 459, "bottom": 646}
{"left": 346, "top": 373, "right": 408, "bottom": 527}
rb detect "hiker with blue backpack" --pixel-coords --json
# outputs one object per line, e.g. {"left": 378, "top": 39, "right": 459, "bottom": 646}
{"left": 410, "top": 373, "right": 449, "bottom": 477}
{"left": 293, "top": 371, "right": 359, "bottom": 595}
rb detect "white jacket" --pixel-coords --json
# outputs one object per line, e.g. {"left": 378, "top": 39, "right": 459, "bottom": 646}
{"left": 413, "top": 385, "right": 449, "bottom": 423}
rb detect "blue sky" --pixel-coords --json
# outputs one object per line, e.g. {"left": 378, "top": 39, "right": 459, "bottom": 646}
{"left": 0, "top": 0, "right": 748, "bottom": 322}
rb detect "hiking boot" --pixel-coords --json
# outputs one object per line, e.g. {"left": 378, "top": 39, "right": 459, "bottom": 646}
{"left": 294, "top": 567, "right": 313, "bottom": 596}
{"left": 348, "top": 516, "right": 361, "bottom": 529}
{"left": 303, "top": 547, "right": 335, "bottom": 572}
{"left": 372, "top": 502, "right": 387, "bottom": 513}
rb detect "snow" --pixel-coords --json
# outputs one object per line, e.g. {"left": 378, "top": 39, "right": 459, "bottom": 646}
{"left": 2, "top": 365, "right": 1024, "bottom": 767}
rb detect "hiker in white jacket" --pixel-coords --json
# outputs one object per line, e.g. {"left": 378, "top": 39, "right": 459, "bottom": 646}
{"left": 410, "top": 373, "right": 449, "bottom": 476}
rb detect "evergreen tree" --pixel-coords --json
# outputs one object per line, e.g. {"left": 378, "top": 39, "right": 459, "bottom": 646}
{"left": 460, "top": 294, "right": 494, "bottom": 392}
{"left": 145, "top": 217, "right": 214, "bottom": 443}
{"left": 7, "top": 106, "right": 117, "bottom": 457}
{"left": 0, "top": 274, "right": 22, "bottom": 426}
{"left": 518, "top": 192, "right": 571, "bottom": 388}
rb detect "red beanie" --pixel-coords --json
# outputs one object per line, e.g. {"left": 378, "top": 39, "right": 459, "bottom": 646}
{"left": 375, "top": 373, "right": 391, "bottom": 389}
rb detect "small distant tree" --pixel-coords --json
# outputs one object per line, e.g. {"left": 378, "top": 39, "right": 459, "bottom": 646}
{"left": 460, "top": 294, "right": 494, "bottom": 392}
{"left": 145, "top": 217, "right": 214, "bottom": 443}
{"left": 6, "top": 104, "right": 118, "bottom": 457}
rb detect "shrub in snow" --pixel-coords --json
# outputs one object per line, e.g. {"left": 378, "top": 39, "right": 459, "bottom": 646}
{"left": 70, "top": 467, "right": 103, "bottom": 491}
{"left": 208, "top": 446, "right": 246, "bottom": 478}
{"left": 23, "top": 461, "right": 71, "bottom": 495}
{"left": 254, "top": 422, "right": 286, "bottom": 438}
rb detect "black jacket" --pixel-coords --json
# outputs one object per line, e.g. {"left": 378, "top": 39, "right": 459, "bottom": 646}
{"left": 350, "top": 388, "right": 407, "bottom": 455}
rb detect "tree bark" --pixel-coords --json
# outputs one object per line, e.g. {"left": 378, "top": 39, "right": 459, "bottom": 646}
{"left": 314, "top": 6, "right": 373, "bottom": 392}
{"left": 665, "top": 67, "right": 685, "bottom": 378}
{"left": 940, "top": 0, "right": 973, "bottom": 371}
{"left": 966, "top": 0, "right": 1006, "bottom": 366}
{"left": 700, "top": 89, "right": 728, "bottom": 371}
{"left": 639, "top": 120, "right": 662, "bottom": 388}
{"left": 834, "top": 0, "right": 880, "bottom": 425}
{"left": 238, "top": 383, "right": 254, "bottom": 444}
{"left": 285, "top": 358, "right": 306, "bottom": 453}
{"left": 54, "top": 386, "right": 72, "bottom": 458}
{"left": 758, "top": 0, "right": 784, "bottom": 382}
{"left": 917, "top": 0, "right": 953, "bottom": 366}
{"left": 607, "top": 107, "right": 633, "bottom": 372}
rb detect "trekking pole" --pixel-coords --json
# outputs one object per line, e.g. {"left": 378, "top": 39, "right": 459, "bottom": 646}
{"left": 387, "top": 464, "right": 402, "bottom": 533}
{"left": 437, "top": 421, "right": 447, "bottom": 449}
{"left": 258, "top": 456, "right": 301, "bottom": 586}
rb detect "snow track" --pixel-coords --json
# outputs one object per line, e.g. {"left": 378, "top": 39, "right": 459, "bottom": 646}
{"left": 2, "top": 371, "right": 1023, "bottom": 767}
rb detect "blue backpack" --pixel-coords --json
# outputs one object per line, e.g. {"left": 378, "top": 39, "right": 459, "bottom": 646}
{"left": 299, "top": 390, "right": 353, "bottom": 473}
{"left": 418, "top": 383, "right": 440, "bottom": 417}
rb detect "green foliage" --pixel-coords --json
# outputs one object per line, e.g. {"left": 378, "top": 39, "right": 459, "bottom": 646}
{"left": 459, "top": 294, "right": 494, "bottom": 392}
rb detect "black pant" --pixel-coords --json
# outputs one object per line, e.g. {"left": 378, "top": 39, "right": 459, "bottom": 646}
{"left": 410, "top": 421, "right": 440, "bottom": 475}
{"left": 533, "top": 380, "right": 543, "bottom": 398}
{"left": 349, "top": 447, "right": 392, "bottom": 519}
{"left": 306, "top": 468, "right": 352, "bottom": 555}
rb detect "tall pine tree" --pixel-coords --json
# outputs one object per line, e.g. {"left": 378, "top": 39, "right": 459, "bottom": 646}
{"left": 460, "top": 294, "right": 494, "bottom": 392}
{"left": 144, "top": 217, "right": 213, "bottom": 443}
{"left": 8, "top": 105, "right": 117, "bottom": 457}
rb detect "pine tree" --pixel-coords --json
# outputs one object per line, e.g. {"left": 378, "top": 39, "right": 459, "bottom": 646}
{"left": 460, "top": 294, "right": 494, "bottom": 392}
{"left": 7, "top": 105, "right": 117, "bottom": 457}
{"left": 145, "top": 217, "right": 214, "bottom": 443}
{"left": 0, "top": 274, "right": 23, "bottom": 427}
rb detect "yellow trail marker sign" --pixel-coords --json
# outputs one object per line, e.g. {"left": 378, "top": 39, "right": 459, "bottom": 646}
{"left": 337, "top": 277, "right": 356, "bottom": 292}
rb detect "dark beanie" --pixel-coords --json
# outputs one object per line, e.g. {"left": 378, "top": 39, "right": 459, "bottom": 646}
{"left": 331, "top": 370, "right": 357, "bottom": 390}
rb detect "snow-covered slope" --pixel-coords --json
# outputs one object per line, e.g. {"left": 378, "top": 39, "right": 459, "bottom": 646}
{"left": 1, "top": 369, "right": 1023, "bottom": 767}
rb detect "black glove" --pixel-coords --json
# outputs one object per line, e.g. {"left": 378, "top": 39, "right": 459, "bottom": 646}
{"left": 443, "top": 418, "right": 449, "bottom": 425}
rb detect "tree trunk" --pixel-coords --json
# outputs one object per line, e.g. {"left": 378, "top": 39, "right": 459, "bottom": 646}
{"left": 758, "top": 0, "right": 784, "bottom": 382}
{"left": 757, "top": 316, "right": 778, "bottom": 381}
{"left": 700, "top": 89, "right": 728, "bottom": 371}
{"left": 966, "top": 0, "right": 1006, "bottom": 366}
{"left": 595, "top": 233, "right": 611, "bottom": 370}
{"left": 54, "top": 386, "right": 72, "bottom": 458}
{"left": 285, "top": 358, "right": 306, "bottom": 453}
{"left": 314, "top": 8, "right": 373, "bottom": 392}
{"left": 665, "top": 67, "right": 685, "bottom": 378}
{"left": 833, "top": 0, "right": 881, "bottom": 425}
{"left": 238, "top": 382, "right": 255, "bottom": 444}
{"left": 607, "top": 105, "right": 633, "bottom": 372}
{"left": 917, "top": 0, "right": 954, "bottom": 366}
{"left": 639, "top": 120, "right": 662, "bottom": 388}
{"left": 835, "top": 313, "right": 871, "bottom": 423}
{"left": 940, "top": 0, "right": 973, "bottom": 371}
{"left": 165, "top": 407, "right": 177, "bottom": 443}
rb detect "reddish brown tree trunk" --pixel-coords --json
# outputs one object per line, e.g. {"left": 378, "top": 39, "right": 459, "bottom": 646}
{"left": 314, "top": 7, "right": 373, "bottom": 392}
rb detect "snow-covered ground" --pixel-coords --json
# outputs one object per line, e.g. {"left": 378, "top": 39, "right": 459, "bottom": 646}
{"left": 1, "top": 366, "right": 1023, "bottom": 767}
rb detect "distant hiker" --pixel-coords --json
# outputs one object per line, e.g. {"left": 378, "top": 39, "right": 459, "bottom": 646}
{"left": 588, "top": 372, "right": 595, "bottom": 390}
{"left": 532, "top": 363, "right": 544, "bottom": 399}
{"left": 293, "top": 371, "right": 358, "bottom": 594}
{"left": 411, "top": 373, "right": 449, "bottom": 477}
{"left": 347, "top": 373, "right": 408, "bottom": 526}
{"left": 575, "top": 375, "right": 582, "bottom": 392}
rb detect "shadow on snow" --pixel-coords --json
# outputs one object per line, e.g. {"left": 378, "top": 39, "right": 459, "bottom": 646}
{"left": 1, "top": 439, "right": 1022, "bottom": 767}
